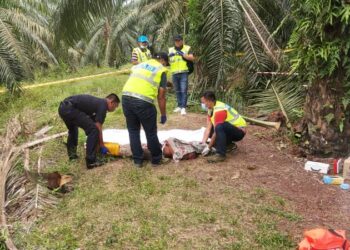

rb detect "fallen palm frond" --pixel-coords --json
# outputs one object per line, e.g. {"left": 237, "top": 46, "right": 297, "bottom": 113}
{"left": 0, "top": 116, "right": 69, "bottom": 249}
{"left": 6, "top": 148, "right": 59, "bottom": 226}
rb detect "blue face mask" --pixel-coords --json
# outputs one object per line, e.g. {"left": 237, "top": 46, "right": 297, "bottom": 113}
{"left": 201, "top": 103, "right": 208, "bottom": 111}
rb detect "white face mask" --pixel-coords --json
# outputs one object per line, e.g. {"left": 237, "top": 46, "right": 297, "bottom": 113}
{"left": 201, "top": 103, "right": 208, "bottom": 111}
{"left": 140, "top": 45, "right": 147, "bottom": 49}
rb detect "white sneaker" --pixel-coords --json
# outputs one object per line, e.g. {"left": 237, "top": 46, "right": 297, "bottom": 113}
{"left": 181, "top": 108, "right": 187, "bottom": 115}
{"left": 173, "top": 107, "right": 181, "bottom": 113}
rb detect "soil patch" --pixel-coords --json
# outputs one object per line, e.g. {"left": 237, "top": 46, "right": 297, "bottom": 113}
{"left": 158, "top": 113, "right": 350, "bottom": 239}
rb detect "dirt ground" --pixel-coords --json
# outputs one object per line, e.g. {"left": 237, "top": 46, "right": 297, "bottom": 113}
{"left": 161, "top": 113, "right": 350, "bottom": 236}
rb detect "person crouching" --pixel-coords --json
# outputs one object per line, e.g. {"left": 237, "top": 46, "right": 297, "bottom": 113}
{"left": 200, "top": 91, "right": 247, "bottom": 163}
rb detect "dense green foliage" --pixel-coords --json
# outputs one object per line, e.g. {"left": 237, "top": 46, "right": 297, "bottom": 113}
{"left": 289, "top": 0, "right": 350, "bottom": 83}
{"left": 288, "top": 0, "right": 350, "bottom": 154}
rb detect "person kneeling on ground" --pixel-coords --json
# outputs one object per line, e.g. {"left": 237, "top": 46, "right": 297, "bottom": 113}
{"left": 200, "top": 91, "right": 247, "bottom": 163}
{"left": 58, "top": 94, "right": 120, "bottom": 169}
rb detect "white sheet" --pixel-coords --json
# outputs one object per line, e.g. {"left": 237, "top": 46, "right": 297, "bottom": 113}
{"left": 103, "top": 128, "right": 206, "bottom": 145}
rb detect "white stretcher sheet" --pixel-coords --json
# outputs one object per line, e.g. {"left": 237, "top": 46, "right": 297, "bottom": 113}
{"left": 103, "top": 127, "right": 206, "bottom": 145}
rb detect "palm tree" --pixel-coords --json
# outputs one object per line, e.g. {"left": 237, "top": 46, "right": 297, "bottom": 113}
{"left": 0, "top": 0, "right": 57, "bottom": 92}
{"left": 288, "top": 0, "right": 350, "bottom": 155}
{"left": 54, "top": 0, "right": 300, "bottom": 117}
{"left": 78, "top": 3, "right": 138, "bottom": 68}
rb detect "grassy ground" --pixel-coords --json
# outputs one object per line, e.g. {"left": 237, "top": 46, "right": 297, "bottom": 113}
{"left": 1, "top": 72, "right": 300, "bottom": 249}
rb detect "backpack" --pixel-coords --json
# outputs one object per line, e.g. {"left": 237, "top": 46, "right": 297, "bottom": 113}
{"left": 298, "top": 229, "right": 350, "bottom": 250}
{"left": 184, "top": 58, "right": 194, "bottom": 75}
{"left": 174, "top": 47, "right": 194, "bottom": 74}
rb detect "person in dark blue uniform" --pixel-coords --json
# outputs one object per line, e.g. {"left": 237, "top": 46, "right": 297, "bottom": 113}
{"left": 58, "top": 93, "right": 119, "bottom": 169}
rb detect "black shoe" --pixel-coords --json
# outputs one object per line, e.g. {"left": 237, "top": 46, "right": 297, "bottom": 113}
{"left": 226, "top": 143, "right": 238, "bottom": 153}
{"left": 152, "top": 158, "right": 171, "bottom": 167}
{"left": 86, "top": 159, "right": 104, "bottom": 169}
{"left": 69, "top": 154, "right": 79, "bottom": 161}
{"left": 207, "top": 154, "right": 226, "bottom": 163}
{"left": 133, "top": 162, "right": 143, "bottom": 168}
{"left": 67, "top": 146, "right": 78, "bottom": 161}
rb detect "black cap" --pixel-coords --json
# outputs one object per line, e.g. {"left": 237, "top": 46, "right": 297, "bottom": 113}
{"left": 174, "top": 34, "right": 183, "bottom": 41}
{"left": 154, "top": 52, "right": 169, "bottom": 66}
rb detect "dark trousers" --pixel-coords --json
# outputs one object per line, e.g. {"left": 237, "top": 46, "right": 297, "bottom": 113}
{"left": 211, "top": 122, "right": 245, "bottom": 156}
{"left": 172, "top": 72, "right": 189, "bottom": 108}
{"left": 58, "top": 101, "right": 99, "bottom": 161}
{"left": 122, "top": 96, "right": 162, "bottom": 164}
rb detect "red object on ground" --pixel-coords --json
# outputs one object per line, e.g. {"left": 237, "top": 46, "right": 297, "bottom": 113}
{"left": 333, "top": 159, "right": 342, "bottom": 174}
{"left": 298, "top": 228, "right": 349, "bottom": 250}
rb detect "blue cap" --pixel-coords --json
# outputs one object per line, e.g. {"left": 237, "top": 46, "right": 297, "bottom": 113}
{"left": 138, "top": 35, "right": 148, "bottom": 43}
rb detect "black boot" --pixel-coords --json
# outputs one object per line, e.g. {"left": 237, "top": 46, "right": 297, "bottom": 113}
{"left": 67, "top": 146, "right": 78, "bottom": 161}
{"left": 86, "top": 158, "right": 104, "bottom": 169}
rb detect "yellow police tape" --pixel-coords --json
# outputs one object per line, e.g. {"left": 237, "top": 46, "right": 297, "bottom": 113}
{"left": 0, "top": 69, "right": 131, "bottom": 94}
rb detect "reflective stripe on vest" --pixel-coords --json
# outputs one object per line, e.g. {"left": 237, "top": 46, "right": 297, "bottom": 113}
{"left": 209, "top": 101, "right": 246, "bottom": 127}
{"left": 169, "top": 45, "right": 190, "bottom": 74}
{"left": 130, "top": 63, "right": 162, "bottom": 87}
{"left": 122, "top": 91, "right": 154, "bottom": 104}
{"left": 122, "top": 59, "right": 167, "bottom": 103}
{"left": 133, "top": 47, "right": 151, "bottom": 63}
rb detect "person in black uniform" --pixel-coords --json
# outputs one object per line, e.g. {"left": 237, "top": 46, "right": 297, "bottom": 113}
{"left": 58, "top": 93, "right": 119, "bottom": 169}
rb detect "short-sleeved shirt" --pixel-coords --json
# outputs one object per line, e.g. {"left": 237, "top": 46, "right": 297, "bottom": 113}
{"left": 159, "top": 72, "right": 167, "bottom": 88}
{"left": 65, "top": 95, "right": 108, "bottom": 124}
{"left": 208, "top": 110, "right": 227, "bottom": 126}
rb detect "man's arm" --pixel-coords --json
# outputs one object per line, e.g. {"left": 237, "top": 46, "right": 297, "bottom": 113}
{"left": 95, "top": 122, "right": 104, "bottom": 147}
{"left": 206, "top": 110, "right": 226, "bottom": 148}
{"left": 131, "top": 50, "right": 139, "bottom": 65}
{"left": 158, "top": 87, "right": 166, "bottom": 116}
{"left": 208, "top": 132, "right": 216, "bottom": 148}
{"left": 202, "top": 119, "right": 213, "bottom": 143}
{"left": 183, "top": 53, "right": 195, "bottom": 62}
{"left": 158, "top": 72, "right": 167, "bottom": 116}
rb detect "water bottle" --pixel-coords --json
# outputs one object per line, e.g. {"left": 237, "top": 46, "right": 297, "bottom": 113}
{"left": 323, "top": 175, "right": 344, "bottom": 185}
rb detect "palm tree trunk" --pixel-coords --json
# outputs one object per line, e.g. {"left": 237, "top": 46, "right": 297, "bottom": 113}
{"left": 103, "top": 20, "right": 111, "bottom": 67}
{"left": 104, "top": 38, "right": 111, "bottom": 67}
{"left": 304, "top": 77, "right": 350, "bottom": 155}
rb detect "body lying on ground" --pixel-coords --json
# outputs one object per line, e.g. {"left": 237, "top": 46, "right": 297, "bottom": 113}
{"left": 104, "top": 137, "right": 205, "bottom": 162}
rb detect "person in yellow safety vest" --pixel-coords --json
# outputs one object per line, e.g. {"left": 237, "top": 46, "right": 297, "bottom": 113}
{"left": 168, "top": 34, "right": 195, "bottom": 116}
{"left": 122, "top": 52, "right": 170, "bottom": 167}
{"left": 200, "top": 91, "right": 247, "bottom": 163}
{"left": 131, "top": 35, "right": 152, "bottom": 65}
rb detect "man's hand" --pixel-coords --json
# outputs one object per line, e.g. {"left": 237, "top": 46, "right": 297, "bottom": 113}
{"left": 176, "top": 50, "right": 184, "bottom": 56}
{"left": 100, "top": 146, "right": 109, "bottom": 155}
{"left": 168, "top": 52, "right": 176, "bottom": 57}
{"left": 202, "top": 145, "right": 211, "bottom": 156}
{"left": 160, "top": 115, "right": 167, "bottom": 124}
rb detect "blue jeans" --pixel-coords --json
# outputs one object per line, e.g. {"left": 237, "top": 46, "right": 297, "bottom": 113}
{"left": 122, "top": 96, "right": 162, "bottom": 164}
{"left": 212, "top": 122, "right": 245, "bottom": 156}
{"left": 172, "top": 72, "right": 189, "bottom": 108}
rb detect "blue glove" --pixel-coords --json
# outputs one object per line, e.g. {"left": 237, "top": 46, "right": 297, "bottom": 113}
{"left": 168, "top": 53, "right": 175, "bottom": 57}
{"left": 176, "top": 50, "right": 184, "bottom": 56}
{"left": 160, "top": 115, "right": 167, "bottom": 124}
{"left": 100, "top": 146, "right": 109, "bottom": 155}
